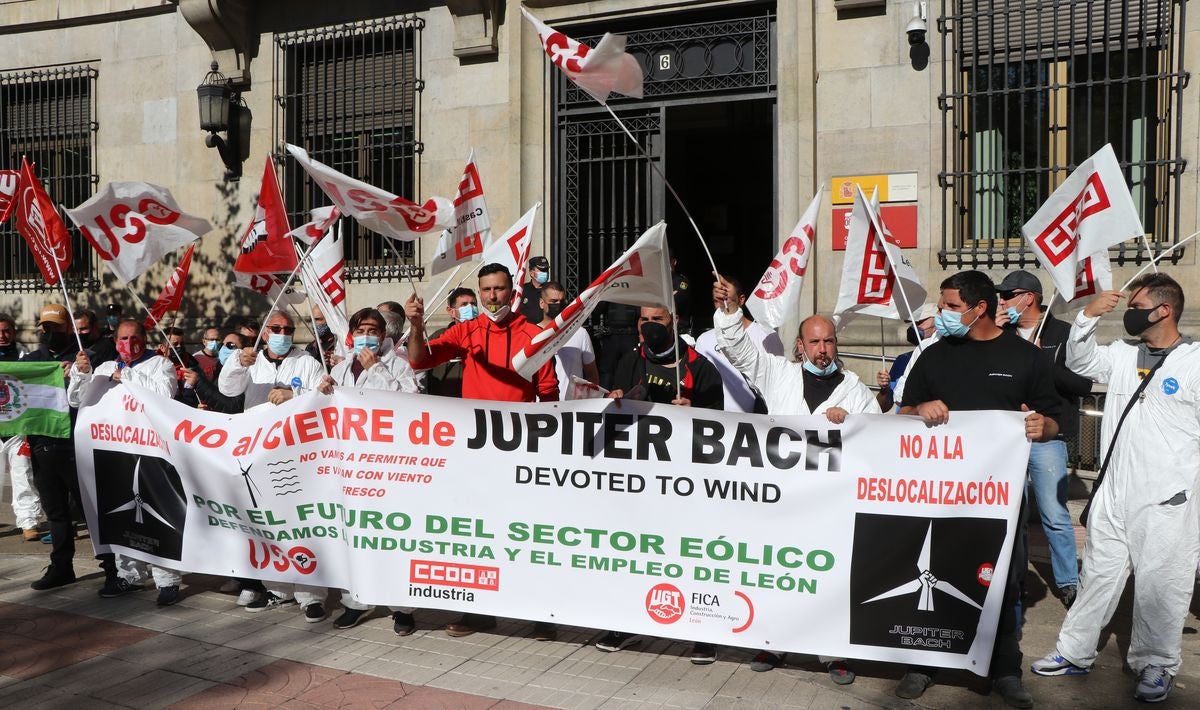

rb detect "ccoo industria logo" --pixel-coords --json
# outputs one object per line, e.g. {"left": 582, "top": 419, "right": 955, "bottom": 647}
{"left": 849, "top": 513, "right": 1004, "bottom": 654}
{"left": 94, "top": 450, "right": 187, "bottom": 561}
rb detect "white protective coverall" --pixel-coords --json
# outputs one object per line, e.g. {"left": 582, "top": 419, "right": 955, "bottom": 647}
{"left": 1057, "top": 311, "right": 1200, "bottom": 674}
{"left": 0, "top": 436, "right": 40, "bottom": 530}
{"left": 328, "top": 339, "right": 418, "bottom": 614}
{"left": 218, "top": 345, "right": 326, "bottom": 607}
{"left": 712, "top": 308, "right": 881, "bottom": 417}
{"left": 69, "top": 354, "right": 183, "bottom": 589}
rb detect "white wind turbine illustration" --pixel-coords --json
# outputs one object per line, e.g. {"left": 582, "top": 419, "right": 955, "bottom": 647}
{"left": 863, "top": 521, "right": 982, "bottom": 612}
{"left": 107, "top": 459, "right": 176, "bottom": 529}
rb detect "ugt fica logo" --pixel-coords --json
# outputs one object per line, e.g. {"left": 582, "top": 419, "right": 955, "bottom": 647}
{"left": 849, "top": 513, "right": 1005, "bottom": 654}
{"left": 645, "top": 583, "right": 685, "bottom": 624}
{"left": 94, "top": 450, "right": 187, "bottom": 561}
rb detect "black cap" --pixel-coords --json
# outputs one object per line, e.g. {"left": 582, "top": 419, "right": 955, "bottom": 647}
{"left": 528, "top": 256, "right": 549, "bottom": 271}
{"left": 106, "top": 303, "right": 123, "bottom": 314}
{"left": 996, "top": 270, "right": 1043, "bottom": 295}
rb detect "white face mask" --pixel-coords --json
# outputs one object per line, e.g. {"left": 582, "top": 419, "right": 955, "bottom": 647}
{"left": 482, "top": 303, "right": 511, "bottom": 323}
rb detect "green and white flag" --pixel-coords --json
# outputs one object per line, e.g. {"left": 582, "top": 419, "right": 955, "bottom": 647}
{"left": 0, "top": 362, "right": 69, "bottom": 438}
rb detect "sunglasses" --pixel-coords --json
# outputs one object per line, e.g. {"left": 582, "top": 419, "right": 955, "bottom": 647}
{"left": 222, "top": 342, "right": 240, "bottom": 349}
{"left": 266, "top": 325, "right": 296, "bottom": 335}
{"left": 999, "top": 290, "right": 1030, "bottom": 299}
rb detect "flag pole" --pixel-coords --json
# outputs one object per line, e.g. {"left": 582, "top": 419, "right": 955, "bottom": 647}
{"left": 1119, "top": 229, "right": 1200, "bottom": 291}
{"left": 1031, "top": 291, "right": 1057, "bottom": 345}
{"left": 863, "top": 193, "right": 924, "bottom": 352}
{"left": 879, "top": 317, "right": 887, "bottom": 368}
{"left": 1139, "top": 233, "right": 1159, "bottom": 273}
{"left": 123, "top": 282, "right": 186, "bottom": 369}
{"left": 601, "top": 103, "right": 720, "bottom": 280}
{"left": 290, "top": 302, "right": 328, "bottom": 369}
{"left": 48, "top": 257, "right": 85, "bottom": 353}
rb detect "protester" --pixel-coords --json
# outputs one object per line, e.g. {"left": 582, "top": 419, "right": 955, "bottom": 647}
{"left": 159, "top": 326, "right": 200, "bottom": 408}
{"left": 711, "top": 277, "right": 879, "bottom": 682}
{"left": 191, "top": 325, "right": 222, "bottom": 380}
{"left": 519, "top": 255, "right": 550, "bottom": 323}
{"left": 318, "top": 308, "right": 420, "bottom": 635}
{"left": 889, "top": 303, "right": 940, "bottom": 409}
{"left": 900, "top": 270, "right": 1065, "bottom": 709}
{"left": 694, "top": 276, "right": 783, "bottom": 412}
{"left": 997, "top": 270, "right": 1090, "bottom": 608}
{"left": 425, "top": 287, "right": 477, "bottom": 397}
{"left": 68, "top": 318, "right": 184, "bottom": 606}
{"left": 670, "top": 255, "right": 694, "bottom": 342}
{"left": 377, "top": 300, "right": 403, "bottom": 314}
{"left": 24, "top": 304, "right": 84, "bottom": 590}
{"left": 218, "top": 309, "right": 328, "bottom": 620}
{"left": 1031, "top": 273, "right": 1200, "bottom": 704}
{"left": 594, "top": 302, "right": 640, "bottom": 390}
{"left": 607, "top": 306, "right": 722, "bottom": 408}
{"left": 405, "top": 263, "right": 558, "bottom": 638}
{"left": 76, "top": 309, "right": 118, "bottom": 367}
{"left": 538, "top": 281, "right": 599, "bottom": 399}
{"left": 304, "top": 305, "right": 338, "bottom": 371}
{"left": 0, "top": 314, "right": 40, "bottom": 542}
{"left": 102, "top": 303, "right": 122, "bottom": 337}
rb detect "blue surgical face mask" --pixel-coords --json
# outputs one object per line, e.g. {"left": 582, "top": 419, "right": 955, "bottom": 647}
{"left": 352, "top": 335, "right": 380, "bottom": 355}
{"left": 267, "top": 334, "right": 293, "bottom": 356}
{"left": 1005, "top": 307, "right": 1021, "bottom": 325}
{"left": 217, "top": 346, "right": 235, "bottom": 366}
{"left": 934, "top": 309, "right": 979, "bottom": 339}
{"left": 457, "top": 304, "right": 479, "bottom": 322}
{"left": 106, "top": 315, "right": 119, "bottom": 328}
{"left": 802, "top": 359, "right": 839, "bottom": 377}
{"left": 534, "top": 270, "right": 549, "bottom": 285}
{"left": 204, "top": 339, "right": 220, "bottom": 354}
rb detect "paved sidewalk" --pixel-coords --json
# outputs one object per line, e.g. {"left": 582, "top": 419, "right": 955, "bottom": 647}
{"left": 1, "top": 506, "right": 1199, "bottom": 708}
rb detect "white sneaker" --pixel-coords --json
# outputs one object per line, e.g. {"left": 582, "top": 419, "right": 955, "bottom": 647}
{"left": 237, "top": 589, "right": 262, "bottom": 606}
{"left": 219, "top": 579, "right": 240, "bottom": 593}
{"left": 1134, "top": 665, "right": 1174, "bottom": 703}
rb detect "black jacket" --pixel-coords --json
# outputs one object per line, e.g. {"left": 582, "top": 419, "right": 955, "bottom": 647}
{"left": 1034, "top": 312, "right": 1092, "bottom": 439}
{"left": 611, "top": 339, "right": 724, "bottom": 410}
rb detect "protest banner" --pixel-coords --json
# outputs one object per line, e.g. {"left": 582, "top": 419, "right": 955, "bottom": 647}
{"left": 75, "top": 384, "right": 1026, "bottom": 674}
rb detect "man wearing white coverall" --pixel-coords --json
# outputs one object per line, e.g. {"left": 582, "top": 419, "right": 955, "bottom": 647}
{"left": 1031, "top": 273, "right": 1200, "bottom": 704}
{"left": 712, "top": 277, "right": 879, "bottom": 682}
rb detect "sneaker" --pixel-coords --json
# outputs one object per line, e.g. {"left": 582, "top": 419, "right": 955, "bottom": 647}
{"left": 992, "top": 675, "right": 1033, "bottom": 709}
{"left": 827, "top": 660, "right": 855, "bottom": 685}
{"left": 98, "top": 577, "right": 143, "bottom": 598}
{"left": 40, "top": 533, "right": 52, "bottom": 544}
{"left": 156, "top": 586, "right": 180, "bottom": 607}
{"left": 1060, "top": 584, "right": 1078, "bottom": 610}
{"left": 236, "top": 589, "right": 261, "bottom": 607}
{"left": 895, "top": 671, "right": 934, "bottom": 699}
{"left": 392, "top": 611, "right": 416, "bottom": 636}
{"left": 596, "top": 631, "right": 631, "bottom": 653}
{"left": 532, "top": 621, "right": 557, "bottom": 641}
{"left": 22, "top": 528, "right": 40, "bottom": 542}
{"left": 219, "top": 579, "right": 240, "bottom": 593}
{"left": 30, "top": 564, "right": 76, "bottom": 591}
{"left": 333, "top": 607, "right": 369, "bottom": 629}
{"left": 689, "top": 642, "right": 716, "bottom": 665}
{"left": 304, "top": 602, "right": 327, "bottom": 623}
{"left": 1031, "top": 652, "right": 1090, "bottom": 677}
{"left": 1134, "top": 665, "right": 1174, "bottom": 703}
{"left": 749, "top": 650, "right": 782, "bottom": 672}
{"left": 445, "top": 613, "right": 496, "bottom": 637}
{"left": 244, "top": 591, "right": 296, "bottom": 613}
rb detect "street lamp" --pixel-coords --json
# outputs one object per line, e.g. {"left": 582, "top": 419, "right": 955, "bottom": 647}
{"left": 196, "top": 61, "right": 250, "bottom": 180}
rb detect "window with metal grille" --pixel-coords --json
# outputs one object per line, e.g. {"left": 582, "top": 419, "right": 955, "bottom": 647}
{"left": 273, "top": 15, "right": 425, "bottom": 282}
{"left": 938, "top": 0, "right": 1188, "bottom": 269}
{"left": 0, "top": 65, "right": 99, "bottom": 292}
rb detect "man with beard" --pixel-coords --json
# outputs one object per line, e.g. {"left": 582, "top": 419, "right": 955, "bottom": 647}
{"left": 538, "top": 281, "right": 599, "bottom": 399}
{"left": 75, "top": 310, "right": 117, "bottom": 367}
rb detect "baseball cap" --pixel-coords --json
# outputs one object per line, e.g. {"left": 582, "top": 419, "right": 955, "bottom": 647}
{"left": 996, "top": 270, "right": 1043, "bottom": 296}
{"left": 528, "top": 256, "right": 550, "bottom": 271}
{"left": 38, "top": 304, "right": 70, "bottom": 327}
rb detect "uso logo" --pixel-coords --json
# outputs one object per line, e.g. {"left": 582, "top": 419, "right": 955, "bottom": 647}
{"left": 645, "top": 583, "right": 685, "bottom": 624}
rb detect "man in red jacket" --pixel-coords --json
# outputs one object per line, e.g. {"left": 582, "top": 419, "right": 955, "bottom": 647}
{"left": 405, "top": 262, "right": 558, "bottom": 638}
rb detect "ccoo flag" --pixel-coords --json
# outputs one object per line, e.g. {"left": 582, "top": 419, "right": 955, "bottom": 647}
{"left": 234, "top": 157, "right": 297, "bottom": 274}
{"left": 14, "top": 157, "right": 73, "bottom": 286}
{"left": 0, "top": 362, "right": 70, "bottom": 438}
{"left": 144, "top": 244, "right": 195, "bottom": 330}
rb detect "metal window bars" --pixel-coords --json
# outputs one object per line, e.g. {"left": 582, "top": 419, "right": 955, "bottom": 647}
{"left": 0, "top": 64, "right": 99, "bottom": 292}
{"left": 272, "top": 15, "right": 425, "bottom": 282}
{"left": 938, "top": 0, "right": 1189, "bottom": 269}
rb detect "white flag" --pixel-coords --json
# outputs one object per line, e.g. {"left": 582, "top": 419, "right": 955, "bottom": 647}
{"left": 289, "top": 205, "right": 340, "bottom": 247}
{"left": 66, "top": 182, "right": 211, "bottom": 283}
{"left": 233, "top": 271, "right": 306, "bottom": 306}
{"left": 298, "top": 221, "right": 350, "bottom": 350}
{"left": 1065, "top": 250, "right": 1113, "bottom": 307}
{"left": 430, "top": 151, "right": 491, "bottom": 276}
{"left": 513, "top": 222, "right": 671, "bottom": 380}
{"left": 286, "top": 144, "right": 454, "bottom": 242}
{"left": 746, "top": 190, "right": 820, "bottom": 328}
{"left": 833, "top": 186, "right": 926, "bottom": 328}
{"left": 1022, "top": 144, "right": 1143, "bottom": 299}
{"left": 520, "top": 7, "right": 644, "bottom": 105}
{"left": 479, "top": 204, "right": 540, "bottom": 312}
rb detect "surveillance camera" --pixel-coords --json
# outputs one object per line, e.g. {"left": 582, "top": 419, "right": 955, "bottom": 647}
{"left": 906, "top": 1, "right": 927, "bottom": 45}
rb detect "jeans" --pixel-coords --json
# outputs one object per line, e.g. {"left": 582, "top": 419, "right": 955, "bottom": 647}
{"left": 1026, "top": 439, "right": 1079, "bottom": 589}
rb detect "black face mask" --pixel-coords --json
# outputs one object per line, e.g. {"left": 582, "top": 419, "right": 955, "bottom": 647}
{"left": 39, "top": 331, "right": 70, "bottom": 352}
{"left": 906, "top": 326, "right": 922, "bottom": 347}
{"left": 545, "top": 302, "right": 567, "bottom": 320}
{"left": 639, "top": 322, "right": 674, "bottom": 355}
{"left": 1123, "top": 306, "right": 1161, "bottom": 337}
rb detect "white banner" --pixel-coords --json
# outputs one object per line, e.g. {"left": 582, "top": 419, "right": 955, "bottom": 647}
{"left": 747, "top": 190, "right": 820, "bottom": 329}
{"left": 75, "top": 383, "right": 1027, "bottom": 675}
{"left": 286, "top": 144, "right": 454, "bottom": 242}
{"left": 834, "top": 187, "right": 926, "bottom": 328}
{"left": 1022, "top": 143, "right": 1143, "bottom": 299}
{"left": 430, "top": 150, "right": 491, "bottom": 276}
{"left": 67, "top": 182, "right": 212, "bottom": 283}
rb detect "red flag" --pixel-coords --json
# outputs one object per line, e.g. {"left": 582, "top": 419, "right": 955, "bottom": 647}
{"left": 234, "top": 158, "right": 297, "bottom": 274}
{"left": 0, "top": 169, "right": 18, "bottom": 224}
{"left": 144, "top": 244, "right": 194, "bottom": 330}
{"left": 14, "top": 157, "right": 72, "bottom": 286}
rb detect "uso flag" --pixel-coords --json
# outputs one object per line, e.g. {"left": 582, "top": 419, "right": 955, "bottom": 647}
{"left": 746, "top": 189, "right": 821, "bottom": 329}
{"left": 1021, "top": 144, "right": 1143, "bottom": 299}
{"left": 520, "top": 7, "right": 643, "bottom": 105}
